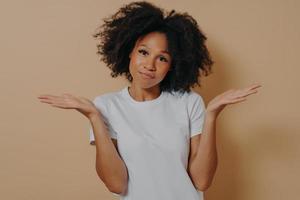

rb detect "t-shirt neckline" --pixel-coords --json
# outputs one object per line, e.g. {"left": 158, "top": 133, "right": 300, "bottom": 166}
{"left": 122, "top": 86, "right": 165, "bottom": 106}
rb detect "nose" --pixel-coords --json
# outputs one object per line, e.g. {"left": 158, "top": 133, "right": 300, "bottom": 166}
{"left": 144, "top": 57, "right": 156, "bottom": 71}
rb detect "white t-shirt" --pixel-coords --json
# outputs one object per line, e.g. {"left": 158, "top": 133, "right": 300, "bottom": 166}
{"left": 89, "top": 86, "right": 206, "bottom": 200}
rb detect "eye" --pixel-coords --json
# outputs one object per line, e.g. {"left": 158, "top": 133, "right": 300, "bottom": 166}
{"left": 159, "top": 56, "right": 168, "bottom": 62}
{"left": 138, "top": 49, "right": 148, "bottom": 55}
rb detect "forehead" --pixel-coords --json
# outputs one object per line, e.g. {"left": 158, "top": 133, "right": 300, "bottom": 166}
{"left": 135, "top": 32, "right": 169, "bottom": 53}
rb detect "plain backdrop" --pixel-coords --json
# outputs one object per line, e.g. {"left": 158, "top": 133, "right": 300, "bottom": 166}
{"left": 0, "top": 0, "right": 299, "bottom": 199}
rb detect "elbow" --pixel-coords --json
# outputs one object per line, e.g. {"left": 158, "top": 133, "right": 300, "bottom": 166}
{"left": 189, "top": 172, "right": 212, "bottom": 192}
{"left": 194, "top": 174, "right": 216, "bottom": 191}
{"left": 192, "top": 174, "right": 214, "bottom": 192}
{"left": 193, "top": 162, "right": 218, "bottom": 192}
{"left": 195, "top": 181, "right": 211, "bottom": 192}
{"left": 95, "top": 169, "right": 128, "bottom": 195}
{"left": 95, "top": 161, "right": 128, "bottom": 195}
{"left": 107, "top": 182, "right": 128, "bottom": 195}
{"left": 105, "top": 171, "right": 128, "bottom": 195}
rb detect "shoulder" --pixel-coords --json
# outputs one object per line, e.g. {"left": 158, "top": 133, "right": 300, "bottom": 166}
{"left": 93, "top": 88, "right": 123, "bottom": 103}
{"left": 92, "top": 89, "right": 123, "bottom": 111}
{"left": 184, "top": 90, "right": 206, "bottom": 113}
{"left": 187, "top": 91, "right": 205, "bottom": 106}
{"left": 168, "top": 90, "right": 204, "bottom": 104}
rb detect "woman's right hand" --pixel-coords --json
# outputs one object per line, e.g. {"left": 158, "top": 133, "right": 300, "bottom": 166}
{"left": 37, "top": 93, "right": 100, "bottom": 120}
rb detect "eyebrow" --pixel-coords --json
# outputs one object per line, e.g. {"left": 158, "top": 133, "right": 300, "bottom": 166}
{"left": 140, "top": 44, "right": 170, "bottom": 55}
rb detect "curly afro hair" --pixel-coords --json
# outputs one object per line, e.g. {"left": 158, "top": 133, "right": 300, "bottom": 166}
{"left": 92, "top": 0, "right": 213, "bottom": 94}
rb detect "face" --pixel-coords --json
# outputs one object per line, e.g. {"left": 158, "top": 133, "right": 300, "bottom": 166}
{"left": 128, "top": 31, "right": 172, "bottom": 90}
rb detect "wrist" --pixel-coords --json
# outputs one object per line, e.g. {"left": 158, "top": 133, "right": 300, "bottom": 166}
{"left": 88, "top": 112, "right": 101, "bottom": 122}
{"left": 205, "top": 110, "right": 218, "bottom": 122}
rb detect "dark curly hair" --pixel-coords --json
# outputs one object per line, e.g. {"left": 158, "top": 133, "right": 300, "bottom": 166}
{"left": 92, "top": 0, "right": 213, "bottom": 94}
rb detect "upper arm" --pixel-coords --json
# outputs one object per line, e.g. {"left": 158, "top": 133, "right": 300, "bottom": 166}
{"left": 187, "top": 92, "right": 205, "bottom": 138}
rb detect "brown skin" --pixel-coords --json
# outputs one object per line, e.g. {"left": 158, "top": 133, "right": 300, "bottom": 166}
{"left": 127, "top": 31, "right": 172, "bottom": 102}
{"left": 37, "top": 94, "right": 128, "bottom": 194}
{"left": 188, "top": 83, "right": 262, "bottom": 191}
{"left": 37, "top": 30, "right": 262, "bottom": 192}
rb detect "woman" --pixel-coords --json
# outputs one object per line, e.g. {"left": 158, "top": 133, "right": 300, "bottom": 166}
{"left": 37, "top": 1, "right": 261, "bottom": 199}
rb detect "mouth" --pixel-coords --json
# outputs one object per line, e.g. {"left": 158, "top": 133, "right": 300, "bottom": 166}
{"left": 139, "top": 71, "right": 154, "bottom": 79}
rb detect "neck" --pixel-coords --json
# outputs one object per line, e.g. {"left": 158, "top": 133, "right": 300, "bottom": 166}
{"left": 128, "top": 84, "right": 161, "bottom": 102}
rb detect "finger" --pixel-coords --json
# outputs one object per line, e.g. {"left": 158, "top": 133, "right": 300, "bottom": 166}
{"left": 234, "top": 85, "right": 259, "bottom": 96}
{"left": 235, "top": 98, "right": 247, "bottom": 103}
{"left": 38, "top": 94, "right": 59, "bottom": 98}
{"left": 39, "top": 99, "right": 54, "bottom": 104}
{"left": 246, "top": 83, "right": 262, "bottom": 91}
{"left": 50, "top": 103, "right": 66, "bottom": 108}
{"left": 53, "top": 97, "right": 78, "bottom": 109}
{"left": 240, "top": 89, "right": 258, "bottom": 98}
{"left": 38, "top": 95, "right": 61, "bottom": 100}
{"left": 238, "top": 85, "right": 260, "bottom": 94}
{"left": 38, "top": 95, "right": 50, "bottom": 99}
{"left": 39, "top": 97, "right": 65, "bottom": 106}
{"left": 53, "top": 101, "right": 75, "bottom": 109}
{"left": 229, "top": 97, "right": 247, "bottom": 104}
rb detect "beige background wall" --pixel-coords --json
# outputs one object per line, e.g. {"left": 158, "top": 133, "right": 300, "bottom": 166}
{"left": 1, "top": 0, "right": 299, "bottom": 199}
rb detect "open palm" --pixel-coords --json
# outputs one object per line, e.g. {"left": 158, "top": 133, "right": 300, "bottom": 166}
{"left": 206, "top": 83, "right": 262, "bottom": 118}
{"left": 37, "top": 93, "right": 99, "bottom": 119}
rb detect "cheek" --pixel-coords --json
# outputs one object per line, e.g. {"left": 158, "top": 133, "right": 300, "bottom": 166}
{"left": 132, "top": 54, "right": 143, "bottom": 65}
{"left": 129, "top": 56, "right": 143, "bottom": 74}
{"left": 136, "top": 60, "right": 145, "bottom": 68}
{"left": 129, "top": 57, "right": 138, "bottom": 71}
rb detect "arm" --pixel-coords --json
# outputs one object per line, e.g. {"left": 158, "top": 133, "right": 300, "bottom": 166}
{"left": 188, "top": 83, "right": 262, "bottom": 191}
{"left": 89, "top": 113, "right": 128, "bottom": 195}
{"left": 37, "top": 93, "right": 128, "bottom": 195}
{"left": 188, "top": 112, "right": 218, "bottom": 191}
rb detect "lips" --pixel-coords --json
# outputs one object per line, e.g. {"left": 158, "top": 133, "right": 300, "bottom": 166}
{"left": 139, "top": 71, "right": 154, "bottom": 79}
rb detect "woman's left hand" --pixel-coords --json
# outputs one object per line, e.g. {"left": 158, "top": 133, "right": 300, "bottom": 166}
{"left": 206, "top": 83, "right": 262, "bottom": 119}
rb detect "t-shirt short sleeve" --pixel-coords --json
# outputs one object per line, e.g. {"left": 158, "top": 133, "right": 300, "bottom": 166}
{"left": 89, "top": 96, "right": 118, "bottom": 145}
{"left": 187, "top": 92, "right": 206, "bottom": 138}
